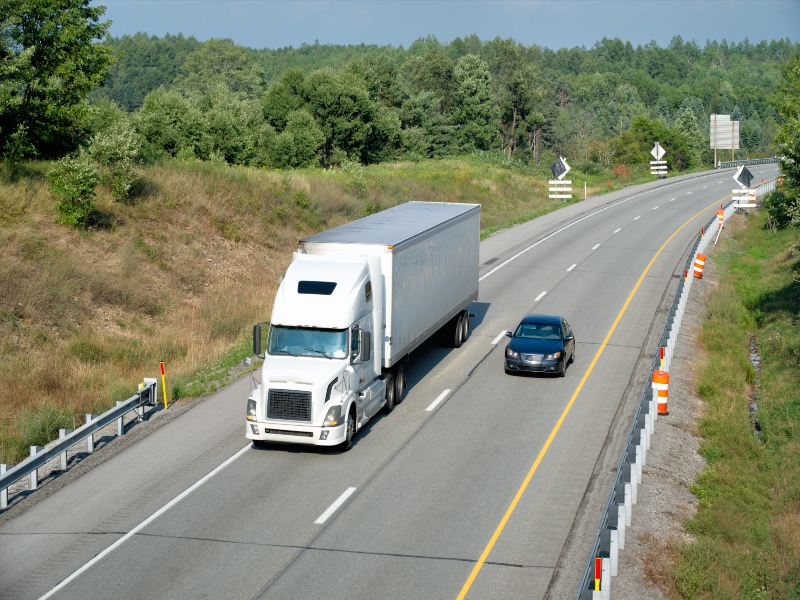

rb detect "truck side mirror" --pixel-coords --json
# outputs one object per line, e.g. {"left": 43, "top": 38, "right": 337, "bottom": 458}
{"left": 360, "top": 330, "right": 371, "bottom": 361}
{"left": 253, "top": 322, "right": 269, "bottom": 359}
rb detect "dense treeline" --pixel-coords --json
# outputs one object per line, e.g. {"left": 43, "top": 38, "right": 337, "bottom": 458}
{"left": 79, "top": 33, "right": 796, "bottom": 174}
{"left": 2, "top": 0, "right": 797, "bottom": 176}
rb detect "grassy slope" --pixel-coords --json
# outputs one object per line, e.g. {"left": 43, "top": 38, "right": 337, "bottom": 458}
{"left": 0, "top": 156, "right": 657, "bottom": 463}
{"left": 672, "top": 213, "right": 800, "bottom": 599}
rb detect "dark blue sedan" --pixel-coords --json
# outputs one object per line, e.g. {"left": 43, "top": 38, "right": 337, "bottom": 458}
{"left": 504, "top": 314, "right": 575, "bottom": 376}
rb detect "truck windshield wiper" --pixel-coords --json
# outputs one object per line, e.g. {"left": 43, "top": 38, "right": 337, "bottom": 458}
{"left": 271, "top": 349, "right": 298, "bottom": 357}
{"left": 304, "top": 348, "right": 332, "bottom": 359}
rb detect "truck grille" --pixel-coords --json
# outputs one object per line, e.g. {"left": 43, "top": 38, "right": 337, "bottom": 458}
{"left": 267, "top": 389, "right": 312, "bottom": 422}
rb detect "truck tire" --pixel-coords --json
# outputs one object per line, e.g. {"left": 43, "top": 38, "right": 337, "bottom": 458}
{"left": 382, "top": 371, "right": 396, "bottom": 413}
{"left": 460, "top": 311, "right": 470, "bottom": 344}
{"left": 394, "top": 363, "right": 406, "bottom": 404}
{"left": 452, "top": 313, "right": 463, "bottom": 348}
{"left": 341, "top": 408, "right": 356, "bottom": 451}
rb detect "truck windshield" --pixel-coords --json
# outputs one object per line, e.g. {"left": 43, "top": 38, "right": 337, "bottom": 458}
{"left": 267, "top": 326, "right": 348, "bottom": 359}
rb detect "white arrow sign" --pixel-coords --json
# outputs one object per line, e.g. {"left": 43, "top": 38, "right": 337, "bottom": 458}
{"left": 651, "top": 142, "right": 665, "bottom": 161}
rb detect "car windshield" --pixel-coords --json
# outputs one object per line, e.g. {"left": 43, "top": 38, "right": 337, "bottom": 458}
{"left": 514, "top": 322, "right": 561, "bottom": 340}
{"left": 267, "top": 326, "right": 348, "bottom": 359}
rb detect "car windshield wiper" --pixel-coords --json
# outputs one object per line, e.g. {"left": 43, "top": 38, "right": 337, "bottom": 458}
{"left": 304, "top": 348, "right": 332, "bottom": 359}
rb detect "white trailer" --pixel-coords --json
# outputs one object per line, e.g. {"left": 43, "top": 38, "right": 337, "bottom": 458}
{"left": 247, "top": 201, "right": 480, "bottom": 450}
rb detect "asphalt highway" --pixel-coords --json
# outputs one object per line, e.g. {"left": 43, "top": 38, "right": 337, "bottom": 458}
{"left": 0, "top": 165, "right": 779, "bottom": 600}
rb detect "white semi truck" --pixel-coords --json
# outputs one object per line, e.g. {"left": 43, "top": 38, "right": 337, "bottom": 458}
{"left": 246, "top": 201, "right": 480, "bottom": 450}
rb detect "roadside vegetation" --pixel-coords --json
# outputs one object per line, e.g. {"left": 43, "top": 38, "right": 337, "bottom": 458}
{"left": 0, "top": 153, "right": 659, "bottom": 464}
{"left": 665, "top": 210, "right": 800, "bottom": 599}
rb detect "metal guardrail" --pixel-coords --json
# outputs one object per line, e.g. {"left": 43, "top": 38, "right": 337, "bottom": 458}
{"left": 717, "top": 157, "right": 781, "bottom": 168}
{"left": 1, "top": 379, "right": 158, "bottom": 509}
{"left": 576, "top": 180, "right": 776, "bottom": 598}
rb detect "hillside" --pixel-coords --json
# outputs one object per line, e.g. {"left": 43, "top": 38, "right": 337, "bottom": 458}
{"left": 0, "top": 155, "right": 648, "bottom": 463}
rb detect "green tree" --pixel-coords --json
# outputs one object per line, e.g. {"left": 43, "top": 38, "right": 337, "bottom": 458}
{"left": 773, "top": 52, "right": 800, "bottom": 192}
{"left": 272, "top": 108, "right": 324, "bottom": 168}
{"left": 88, "top": 120, "right": 141, "bottom": 201}
{"left": 174, "top": 38, "right": 264, "bottom": 100}
{"left": 0, "top": 0, "right": 113, "bottom": 158}
{"left": 453, "top": 54, "right": 497, "bottom": 151}
{"left": 262, "top": 69, "right": 307, "bottom": 130}
{"left": 135, "top": 88, "right": 205, "bottom": 159}
{"left": 674, "top": 106, "right": 704, "bottom": 167}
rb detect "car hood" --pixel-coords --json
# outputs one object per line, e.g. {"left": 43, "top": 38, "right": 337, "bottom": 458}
{"left": 508, "top": 337, "right": 563, "bottom": 355}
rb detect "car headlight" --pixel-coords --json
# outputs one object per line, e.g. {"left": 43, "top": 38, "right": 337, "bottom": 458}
{"left": 246, "top": 398, "right": 257, "bottom": 421}
{"left": 506, "top": 347, "right": 519, "bottom": 358}
{"left": 323, "top": 404, "right": 343, "bottom": 427}
{"left": 545, "top": 351, "right": 562, "bottom": 360}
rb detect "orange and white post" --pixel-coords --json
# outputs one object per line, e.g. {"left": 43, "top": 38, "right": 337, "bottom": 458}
{"left": 714, "top": 205, "right": 724, "bottom": 245}
{"left": 160, "top": 361, "right": 168, "bottom": 409}
{"left": 652, "top": 370, "right": 669, "bottom": 416}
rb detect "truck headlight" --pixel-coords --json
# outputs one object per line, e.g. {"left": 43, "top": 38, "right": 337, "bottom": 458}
{"left": 246, "top": 398, "right": 257, "bottom": 421}
{"left": 506, "top": 347, "right": 519, "bottom": 358}
{"left": 544, "top": 351, "right": 562, "bottom": 360}
{"left": 323, "top": 405, "right": 343, "bottom": 427}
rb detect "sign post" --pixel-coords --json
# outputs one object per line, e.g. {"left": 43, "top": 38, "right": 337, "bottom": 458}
{"left": 650, "top": 143, "right": 667, "bottom": 176}
{"left": 549, "top": 156, "right": 572, "bottom": 201}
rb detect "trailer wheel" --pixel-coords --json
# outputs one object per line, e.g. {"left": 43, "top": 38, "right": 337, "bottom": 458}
{"left": 460, "top": 311, "right": 470, "bottom": 344}
{"left": 452, "top": 313, "right": 463, "bottom": 348}
{"left": 382, "top": 371, "right": 396, "bottom": 413}
{"left": 394, "top": 363, "right": 406, "bottom": 404}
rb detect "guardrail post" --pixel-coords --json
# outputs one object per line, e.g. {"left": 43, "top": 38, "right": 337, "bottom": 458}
{"left": 86, "top": 414, "right": 96, "bottom": 453}
{"left": 1, "top": 465, "right": 7, "bottom": 509}
{"left": 117, "top": 402, "right": 125, "bottom": 436}
{"left": 29, "top": 446, "right": 43, "bottom": 490}
{"left": 59, "top": 429, "right": 73, "bottom": 470}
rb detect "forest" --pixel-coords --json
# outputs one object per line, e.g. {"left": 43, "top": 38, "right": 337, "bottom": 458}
{"left": 2, "top": 0, "right": 796, "bottom": 177}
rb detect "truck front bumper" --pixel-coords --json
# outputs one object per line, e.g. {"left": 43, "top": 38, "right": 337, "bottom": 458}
{"left": 246, "top": 421, "right": 347, "bottom": 447}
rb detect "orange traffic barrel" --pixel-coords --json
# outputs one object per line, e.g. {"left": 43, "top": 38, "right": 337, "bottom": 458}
{"left": 652, "top": 370, "right": 669, "bottom": 415}
{"left": 693, "top": 253, "right": 706, "bottom": 278}
{"left": 717, "top": 207, "right": 724, "bottom": 228}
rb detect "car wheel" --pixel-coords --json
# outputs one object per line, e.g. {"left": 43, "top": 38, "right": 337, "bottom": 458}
{"left": 558, "top": 358, "right": 566, "bottom": 377}
{"left": 382, "top": 371, "right": 395, "bottom": 413}
{"left": 341, "top": 410, "right": 356, "bottom": 451}
{"left": 568, "top": 349, "right": 575, "bottom": 364}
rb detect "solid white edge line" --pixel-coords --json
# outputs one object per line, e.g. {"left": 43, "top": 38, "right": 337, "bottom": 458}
{"left": 426, "top": 389, "right": 451, "bottom": 412}
{"left": 315, "top": 487, "right": 357, "bottom": 524}
{"left": 567, "top": 264, "right": 577, "bottom": 272}
{"left": 535, "top": 291, "right": 547, "bottom": 302}
{"left": 634, "top": 216, "right": 641, "bottom": 220}
{"left": 592, "top": 244, "right": 600, "bottom": 250}
{"left": 613, "top": 228, "right": 621, "bottom": 233}
{"left": 478, "top": 172, "right": 724, "bottom": 282}
{"left": 491, "top": 330, "right": 508, "bottom": 345}
{"left": 39, "top": 444, "right": 252, "bottom": 600}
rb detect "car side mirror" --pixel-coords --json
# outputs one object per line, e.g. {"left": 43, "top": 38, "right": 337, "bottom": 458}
{"left": 505, "top": 331, "right": 513, "bottom": 338}
{"left": 565, "top": 333, "right": 574, "bottom": 341}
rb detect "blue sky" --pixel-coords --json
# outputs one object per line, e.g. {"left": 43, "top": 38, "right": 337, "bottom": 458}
{"left": 94, "top": 1, "right": 799, "bottom": 51}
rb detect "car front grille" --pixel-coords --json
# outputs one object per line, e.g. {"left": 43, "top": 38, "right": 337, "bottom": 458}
{"left": 267, "top": 389, "right": 312, "bottom": 422}
{"left": 521, "top": 354, "right": 544, "bottom": 363}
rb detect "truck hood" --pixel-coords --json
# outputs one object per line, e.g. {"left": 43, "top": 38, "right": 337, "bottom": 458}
{"left": 262, "top": 355, "right": 346, "bottom": 391}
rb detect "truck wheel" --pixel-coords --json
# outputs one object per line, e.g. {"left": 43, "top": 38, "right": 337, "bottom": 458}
{"left": 394, "top": 364, "right": 406, "bottom": 404}
{"left": 452, "top": 313, "right": 463, "bottom": 348}
{"left": 342, "top": 409, "right": 356, "bottom": 451}
{"left": 382, "top": 371, "right": 396, "bottom": 413}
{"left": 460, "top": 311, "right": 470, "bottom": 344}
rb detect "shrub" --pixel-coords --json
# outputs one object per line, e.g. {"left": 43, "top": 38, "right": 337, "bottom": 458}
{"left": 47, "top": 152, "right": 99, "bottom": 226}
{"left": 762, "top": 190, "right": 800, "bottom": 230}
{"left": 613, "top": 164, "right": 631, "bottom": 177}
{"left": 89, "top": 121, "right": 142, "bottom": 202}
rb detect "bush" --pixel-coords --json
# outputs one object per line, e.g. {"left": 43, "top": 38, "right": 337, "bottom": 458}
{"left": 47, "top": 152, "right": 99, "bottom": 226}
{"left": 613, "top": 164, "right": 631, "bottom": 177}
{"left": 88, "top": 121, "right": 142, "bottom": 202}
{"left": 762, "top": 190, "right": 800, "bottom": 230}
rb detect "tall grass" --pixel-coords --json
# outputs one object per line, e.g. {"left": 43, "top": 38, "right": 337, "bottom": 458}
{"left": 0, "top": 155, "right": 659, "bottom": 463}
{"left": 672, "top": 212, "right": 800, "bottom": 599}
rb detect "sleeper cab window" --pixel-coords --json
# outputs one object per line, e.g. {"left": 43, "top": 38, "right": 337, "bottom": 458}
{"left": 365, "top": 281, "right": 372, "bottom": 303}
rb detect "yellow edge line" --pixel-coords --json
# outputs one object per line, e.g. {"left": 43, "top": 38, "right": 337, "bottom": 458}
{"left": 456, "top": 195, "right": 730, "bottom": 599}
